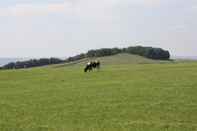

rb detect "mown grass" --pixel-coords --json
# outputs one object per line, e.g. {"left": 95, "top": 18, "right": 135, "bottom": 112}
{"left": 0, "top": 62, "right": 197, "bottom": 131}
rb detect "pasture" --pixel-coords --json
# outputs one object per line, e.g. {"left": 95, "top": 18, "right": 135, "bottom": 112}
{"left": 0, "top": 58, "right": 197, "bottom": 131}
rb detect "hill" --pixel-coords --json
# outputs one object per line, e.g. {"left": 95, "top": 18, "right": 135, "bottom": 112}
{"left": 0, "top": 60, "right": 197, "bottom": 131}
{"left": 1, "top": 46, "right": 170, "bottom": 70}
{"left": 56, "top": 53, "right": 171, "bottom": 68}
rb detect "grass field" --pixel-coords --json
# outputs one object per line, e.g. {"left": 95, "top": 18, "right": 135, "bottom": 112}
{"left": 0, "top": 55, "right": 197, "bottom": 131}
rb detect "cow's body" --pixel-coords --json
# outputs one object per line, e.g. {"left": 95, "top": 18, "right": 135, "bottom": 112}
{"left": 84, "top": 61, "right": 100, "bottom": 72}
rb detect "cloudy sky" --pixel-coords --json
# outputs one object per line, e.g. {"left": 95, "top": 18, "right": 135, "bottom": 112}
{"left": 0, "top": 0, "right": 196, "bottom": 58}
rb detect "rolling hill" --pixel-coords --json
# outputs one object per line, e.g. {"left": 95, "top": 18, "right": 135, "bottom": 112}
{"left": 1, "top": 46, "right": 171, "bottom": 70}
{"left": 56, "top": 53, "right": 171, "bottom": 68}
{"left": 0, "top": 54, "right": 196, "bottom": 131}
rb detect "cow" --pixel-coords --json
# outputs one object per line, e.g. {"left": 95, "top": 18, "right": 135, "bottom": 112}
{"left": 84, "top": 60, "right": 100, "bottom": 72}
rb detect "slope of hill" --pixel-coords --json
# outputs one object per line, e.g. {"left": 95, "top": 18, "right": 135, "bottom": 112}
{"left": 56, "top": 53, "right": 170, "bottom": 68}
{"left": 1, "top": 46, "right": 171, "bottom": 70}
{"left": 0, "top": 62, "right": 197, "bottom": 131}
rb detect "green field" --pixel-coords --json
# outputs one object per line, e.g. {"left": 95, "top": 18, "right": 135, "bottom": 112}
{"left": 0, "top": 54, "right": 197, "bottom": 131}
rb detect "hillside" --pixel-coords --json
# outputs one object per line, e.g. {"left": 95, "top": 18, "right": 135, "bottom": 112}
{"left": 1, "top": 46, "right": 170, "bottom": 70}
{"left": 0, "top": 62, "right": 197, "bottom": 131}
{"left": 57, "top": 53, "right": 170, "bottom": 68}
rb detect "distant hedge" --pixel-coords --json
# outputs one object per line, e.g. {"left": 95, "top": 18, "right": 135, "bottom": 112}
{"left": 2, "top": 58, "right": 64, "bottom": 69}
{"left": 1, "top": 46, "right": 170, "bottom": 70}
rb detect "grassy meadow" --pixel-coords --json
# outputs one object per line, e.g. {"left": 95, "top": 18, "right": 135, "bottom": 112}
{"left": 0, "top": 54, "right": 197, "bottom": 131}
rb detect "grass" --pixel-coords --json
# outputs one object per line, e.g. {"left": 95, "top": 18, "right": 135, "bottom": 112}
{"left": 0, "top": 60, "right": 197, "bottom": 131}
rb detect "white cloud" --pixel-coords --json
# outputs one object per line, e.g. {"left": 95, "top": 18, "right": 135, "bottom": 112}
{"left": 0, "top": 0, "right": 196, "bottom": 57}
{"left": 128, "top": 0, "right": 161, "bottom": 7}
{"left": 191, "top": 5, "right": 197, "bottom": 11}
{"left": 0, "top": 0, "right": 163, "bottom": 17}
{"left": 0, "top": 1, "right": 74, "bottom": 16}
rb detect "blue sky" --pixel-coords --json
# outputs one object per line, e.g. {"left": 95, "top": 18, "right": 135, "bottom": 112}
{"left": 0, "top": 0, "right": 196, "bottom": 58}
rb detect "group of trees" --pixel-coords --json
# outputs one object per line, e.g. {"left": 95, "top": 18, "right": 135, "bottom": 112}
{"left": 86, "top": 46, "right": 170, "bottom": 60}
{"left": 124, "top": 46, "right": 170, "bottom": 60}
{"left": 87, "top": 48, "right": 122, "bottom": 57}
{"left": 2, "top": 58, "right": 64, "bottom": 69}
{"left": 1, "top": 46, "right": 170, "bottom": 70}
{"left": 62, "top": 46, "right": 170, "bottom": 62}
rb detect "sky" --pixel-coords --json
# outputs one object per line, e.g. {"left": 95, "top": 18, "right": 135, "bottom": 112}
{"left": 0, "top": 0, "right": 196, "bottom": 58}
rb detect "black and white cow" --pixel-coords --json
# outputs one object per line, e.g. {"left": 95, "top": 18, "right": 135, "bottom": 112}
{"left": 84, "top": 61, "right": 100, "bottom": 72}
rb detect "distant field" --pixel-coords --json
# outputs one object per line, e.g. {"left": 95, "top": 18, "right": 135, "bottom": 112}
{"left": 0, "top": 57, "right": 197, "bottom": 131}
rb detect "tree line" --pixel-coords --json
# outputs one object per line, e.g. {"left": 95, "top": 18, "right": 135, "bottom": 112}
{"left": 1, "top": 58, "right": 64, "bottom": 69}
{"left": 76, "top": 46, "right": 170, "bottom": 60}
{"left": 1, "top": 46, "right": 170, "bottom": 70}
